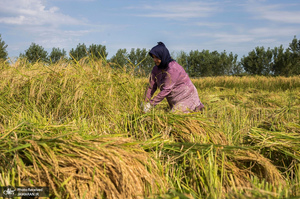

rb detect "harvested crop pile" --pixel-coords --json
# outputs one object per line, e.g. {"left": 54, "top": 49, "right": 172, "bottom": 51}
{"left": 126, "top": 113, "right": 227, "bottom": 144}
{"left": 0, "top": 129, "right": 166, "bottom": 198}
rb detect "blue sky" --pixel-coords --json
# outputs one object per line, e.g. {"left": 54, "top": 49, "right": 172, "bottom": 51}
{"left": 0, "top": 0, "right": 300, "bottom": 60}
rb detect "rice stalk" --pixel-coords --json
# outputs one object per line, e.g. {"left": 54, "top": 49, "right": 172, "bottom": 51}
{"left": 245, "top": 123, "right": 300, "bottom": 173}
{"left": 1, "top": 127, "right": 167, "bottom": 198}
{"left": 144, "top": 142, "right": 285, "bottom": 198}
{"left": 126, "top": 112, "right": 228, "bottom": 145}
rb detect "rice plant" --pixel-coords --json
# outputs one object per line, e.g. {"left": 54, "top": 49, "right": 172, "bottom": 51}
{"left": 0, "top": 57, "right": 299, "bottom": 198}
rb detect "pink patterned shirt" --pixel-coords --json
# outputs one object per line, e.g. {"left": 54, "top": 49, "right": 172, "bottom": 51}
{"left": 145, "top": 61, "right": 204, "bottom": 113}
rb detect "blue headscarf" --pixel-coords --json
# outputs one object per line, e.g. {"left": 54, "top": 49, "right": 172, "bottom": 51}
{"left": 149, "top": 42, "right": 174, "bottom": 69}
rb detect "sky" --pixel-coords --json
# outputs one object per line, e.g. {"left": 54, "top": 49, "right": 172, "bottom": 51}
{"left": 0, "top": 0, "right": 300, "bottom": 60}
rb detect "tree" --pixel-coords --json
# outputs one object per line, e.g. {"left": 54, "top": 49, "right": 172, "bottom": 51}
{"left": 69, "top": 43, "right": 88, "bottom": 61}
{"left": 179, "top": 49, "right": 241, "bottom": 77}
{"left": 176, "top": 51, "right": 189, "bottom": 72}
{"left": 88, "top": 44, "right": 108, "bottom": 60}
{"left": 128, "top": 48, "right": 153, "bottom": 76}
{"left": 288, "top": 36, "right": 300, "bottom": 75}
{"left": 272, "top": 45, "right": 290, "bottom": 76}
{"left": 231, "top": 53, "right": 244, "bottom": 75}
{"left": 109, "top": 49, "right": 128, "bottom": 68}
{"left": 49, "top": 47, "right": 66, "bottom": 63}
{"left": 0, "top": 34, "right": 8, "bottom": 61}
{"left": 272, "top": 36, "right": 300, "bottom": 76}
{"left": 241, "top": 46, "right": 273, "bottom": 75}
{"left": 210, "top": 50, "right": 223, "bottom": 76}
{"left": 187, "top": 50, "right": 203, "bottom": 77}
{"left": 188, "top": 50, "right": 219, "bottom": 77}
{"left": 289, "top": 36, "right": 300, "bottom": 55}
{"left": 218, "top": 51, "right": 240, "bottom": 76}
{"left": 21, "top": 43, "right": 48, "bottom": 63}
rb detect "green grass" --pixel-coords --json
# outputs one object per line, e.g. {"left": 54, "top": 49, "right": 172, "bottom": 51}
{"left": 0, "top": 58, "right": 300, "bottom": 198}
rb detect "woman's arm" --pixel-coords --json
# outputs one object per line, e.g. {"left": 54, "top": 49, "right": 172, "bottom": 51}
{"left": 145, "top": 70, "right": 157, "bottom": 102}
{"left": 150, "top": 64, "right": 180, "bottom": 106}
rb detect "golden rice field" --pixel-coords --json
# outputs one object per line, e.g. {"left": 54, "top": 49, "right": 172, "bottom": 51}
{"left": 0, "top": 58, "right": 299, "bottom": 198}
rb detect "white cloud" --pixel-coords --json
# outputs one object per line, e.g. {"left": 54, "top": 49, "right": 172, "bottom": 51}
{"left": 192, "top": 32, "right": 254, "bottom": 43}
{"left": 0, "top": 0, "right": 93, "bottom": 54}
{"left": 246, "top": 2, "right": 300, "bottom": 24}
{"left": 260, "top": 10, "right": 300, "bottom": 24}
{"left": 192, "top": 25, "right": 300, "bottom": 45}
{"left": 0, "top": 0, "right": 83, "bottom": 26}
{"left": 249, "top": 26, "right": 300, "bottom": 37}
{"left": 129, "top": 1, "right": 219, "bottom": 19}
{"left": 214, "top": 33, "right": 254, "bottom": 43}
{"left": 18, "top": 26, "right": 92, "bottom": 48}
{"left": 194, "top": 22, "right": 233, "bottom": 28}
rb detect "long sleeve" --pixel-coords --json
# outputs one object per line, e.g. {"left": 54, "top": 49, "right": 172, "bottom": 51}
{"left": 150, "top": 66, "right": 180, "bottom": 106}
{"left": 145, "top": 70, "right": 157, "bottom": 102}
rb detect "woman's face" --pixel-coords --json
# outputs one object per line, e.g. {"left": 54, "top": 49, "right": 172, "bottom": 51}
{"left": 152, "top": 55, "right": 161, "bottom": 66}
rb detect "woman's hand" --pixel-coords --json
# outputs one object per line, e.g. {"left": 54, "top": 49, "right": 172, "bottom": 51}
{"left": 141, "top": 102, "right": 152, "bottom": 113}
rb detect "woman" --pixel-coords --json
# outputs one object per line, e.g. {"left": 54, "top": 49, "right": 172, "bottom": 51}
{"left": 143, "top": 42, "right": 204, "bottom": 113}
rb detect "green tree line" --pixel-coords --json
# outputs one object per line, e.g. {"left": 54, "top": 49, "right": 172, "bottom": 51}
{"left": 240, "top": 37, "right": 300, "bottom": 76}
{"left": 0, "top": 34, "right": 299, "bottom": 76}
